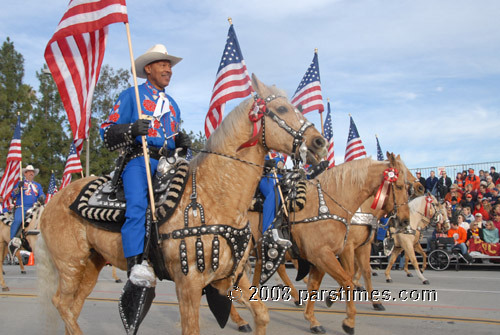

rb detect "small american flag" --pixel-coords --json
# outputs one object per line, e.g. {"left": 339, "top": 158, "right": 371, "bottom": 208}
{"left": 323, "top": 101, "right": 335, "bottom": 168}
{"left": 46, "top": 172, "right": 58, "bottom": 203}
{"left": 344, "top": 115, "right": 367, "bottom": 162}
{"left": 44, "top": 0, "right": 128, "bottom": 154}
{"left": 291, "top": 51, "right": 324, "bottom": 114}
{"left": 60, "top": 143, "right": 83, "bottom": 189}
{"left": 185, "top": 148, "right": 193, "bottom": 161}
{"left": 0, "top": 115, "right": 22, "bottom": 209}
{"left": 376, "top": 135, "right": 384, "bottom": 161}
{"left": 204, "top": 23, "right": 253, "bottom": 138}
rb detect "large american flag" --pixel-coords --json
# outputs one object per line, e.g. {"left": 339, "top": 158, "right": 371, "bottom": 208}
{"left": 60, "top": 143, "right": 83, "bottom": 189}
{"left": 344, "top": 115, "right": 367, "bottom": 162}
{"left": 44, "top": 0, "right": 128, "bottom": 154}
{"left": 204, "top": 24, "right": 253, "bottom": 138}
{"left": 0, "top": 115, "right": 22, "bottom": 209}
{"left": 323, "top": 100, "right": 335, "bottom": 168}
{"left": 46, "top": 172, "right": 58, "bottom": 203}
{"left": 291, "top": 51, "right": 324, "bottom": 114}
{"left": 376, "top": 135, "right": 384, "bottom": 161}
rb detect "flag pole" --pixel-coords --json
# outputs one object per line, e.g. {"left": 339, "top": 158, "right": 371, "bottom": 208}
{"left": 86, "top": 138, "right": 90, "bottom": 177}
{"left": 124, "top": 22, "right": 157, "bottom": 221}
{"left": 19, "top": 163, "right": 25, "bottom": 231}
{"left": 316, "top": 49, "right": 324, "bottom": 135}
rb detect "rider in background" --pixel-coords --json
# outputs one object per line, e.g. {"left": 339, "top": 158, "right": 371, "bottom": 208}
{"left": 259, "top": 155, "right": 291, "bottom": 246}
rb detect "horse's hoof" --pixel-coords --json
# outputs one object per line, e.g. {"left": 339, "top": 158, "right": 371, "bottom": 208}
{"left": 373, "top": 303, "right": 385, "bottom": 311}
{"left": 342, "top": 323, "right": 355, "bottom": 335}
{"left": 372, "top": 272, "right": 378, "bottom": 276}
{"left": 2, "top": 287, "right": 9, "bottom": 292}
{"left": 310, "top": 325, "right": 326, "bottom": 334}
{"left": 115, "top": 279, "right": 123, "bottom": 283}
{"left": 238, "top": 324, "right": 252, "bottom": 333}
{"left": 406, "top": 273, "right": 413, "bottom": 277}
{"left": 325, "top": 297, "right": 333, "bottom": 308}
{"left": 21, "top": 271, "right": 26, "bottom": 274}
{"left": 386, "top": 279, "right": 392, "bottom": 283}
{"left": 294, "top": 300, "right": 301, "bottom": 307}
{"left": 355, "top": 286, "right": 365, "bottom": 291}
{"left": 423, "top": 280, "right": 430, "bottom": 285}
{"left": 276, "top": 284, "right": 284, "bottom": 289}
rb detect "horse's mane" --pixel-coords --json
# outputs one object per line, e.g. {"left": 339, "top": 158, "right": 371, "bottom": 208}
{"left": 320, "top": 157, "right": 383, "bottom": 190}
{"left": 190, "top": 85, "right": 288, "bottom": 168}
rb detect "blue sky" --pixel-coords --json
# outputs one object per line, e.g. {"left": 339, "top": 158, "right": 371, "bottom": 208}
{"left": 1, "top": 0, "right": 500, "bottom": 169}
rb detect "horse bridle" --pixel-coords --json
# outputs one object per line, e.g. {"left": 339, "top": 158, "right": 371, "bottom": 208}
{"left": 255, "top": 94, "right": 314, "bottom": 162}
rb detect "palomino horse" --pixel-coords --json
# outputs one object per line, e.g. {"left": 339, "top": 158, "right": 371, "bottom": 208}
{"left": 0, "top": 202, "right": 44, "bottom": 291}
{"left": 36, "top": 75, "right": 327, "bottom": 335}
{"left": 231, "top": 153, "right": 412, "bottom": 334}
{"left": 384, "top": 194, "right": 448, "bottom": 285}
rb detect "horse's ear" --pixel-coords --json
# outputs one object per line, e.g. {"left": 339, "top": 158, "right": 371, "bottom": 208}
{"left": 251, "top": 74, "right": 269, "bottom": 97}
{"left": 386, "top": 152, "right": 395, "bottom": 163}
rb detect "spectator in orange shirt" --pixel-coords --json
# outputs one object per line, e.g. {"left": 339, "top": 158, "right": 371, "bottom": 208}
{"left": 447, "top": 220, "right": 471, "bottom": 260}
{"left": 455, "top": 172, "right": 465, "bottom": 190}
{"left": 465, "top": 168, "right": 481, "bottom": 191}
{"left": 473, "top": 198, "right": 490, "bottom": 220}
{"left": 445, "top": 184, "right": 463, "bottom": 203}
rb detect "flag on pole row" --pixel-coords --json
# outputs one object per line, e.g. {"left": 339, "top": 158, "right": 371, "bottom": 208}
{"left": 204, "top": 23, "right": 253, "bottom": 138}
{"left": 0, "top": 115, "right": 22, "bottom": 209}
{"left": 60, "top": 143, "right": 84, "bottom": 189}
{"left": 344, "top": 115, "right": 367, "bottom": 162}
{"left": 323, "top": 101, "right": 335, "bottom": 168}
{"left": 376, "top": 135, "right": 384, "bottom": 161}
{"left": 46, "top": 172, "right": 59, "bottom": 203}
{"left": 44, "top": 0, "right": 128, "bottom": 154}
{"left": 291, "top": 50, "right": 324, "bottom": 115}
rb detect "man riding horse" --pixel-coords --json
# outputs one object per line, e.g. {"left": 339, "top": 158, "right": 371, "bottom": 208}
{"left": 99, "top": 44, "right": 191, "bottom": 285}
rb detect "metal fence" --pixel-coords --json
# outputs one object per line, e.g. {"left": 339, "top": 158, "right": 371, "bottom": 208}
{"left": 409, "top": 161, "right": 500, "bottom": 179}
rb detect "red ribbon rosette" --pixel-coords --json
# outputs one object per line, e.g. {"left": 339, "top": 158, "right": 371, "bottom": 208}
{"left": 424, "top": 195, "right": 433, "bottom": 217}
{"left": 238, "top": 97, "right": 266, "bottom": 150}
{"left": 371, "top": 168, "right": 399, "bottom": 210}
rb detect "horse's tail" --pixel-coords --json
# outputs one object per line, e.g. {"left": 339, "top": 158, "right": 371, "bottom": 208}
{"left": 36, "top": 233, "right": 61, "bottom": 334}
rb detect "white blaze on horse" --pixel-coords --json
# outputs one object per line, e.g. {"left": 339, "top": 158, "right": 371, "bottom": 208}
{"left": 0, "top": 202, "right": 44, "bottom": 291}
{"left": 384, "top": 194, "right": 449, "bottom": 285}
{"left": 36, "top": 75, "right": 328, "bottom": 335}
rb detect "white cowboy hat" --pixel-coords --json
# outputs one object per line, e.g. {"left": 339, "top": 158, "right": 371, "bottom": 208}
{"left": 23, "top": 165, "right": 39, "bottom": 176}
{"left": 134, "top": 44, "right": 182, "bottom": 79}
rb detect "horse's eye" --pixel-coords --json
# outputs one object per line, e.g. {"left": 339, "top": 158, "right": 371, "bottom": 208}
{"left": 277, "top": 106, "right": 288, "bottom": 114}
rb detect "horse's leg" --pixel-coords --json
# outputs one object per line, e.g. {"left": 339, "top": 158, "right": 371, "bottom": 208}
{"left": 400, "top": 238, "right": 429, "bottom": 284}
{"left": 69, "top": 253, "right": 106, "bottom": 320}
{"left": 111, "top": 266, "right": 122, "bottom": 283}
{"left": 276, "top": 264, "right": 301, "bottom": 305}
{"left": 355, "top": 243, "right": 385, "bottom": 311}
{"left": 229, "top": 303, "right": 252, "bottom": 333}
{"left": 16, "top": 249, "right": 26, "bottom": 274}
{"left": 0, "top": 244, "right": 8, "bottom": 291}
{"left": 175, "top": 278, "right": 203, "bottom": 335}
{"left": 235, "top": 272, "right": 269, "bottom": 335}
{"left": 384, "top": 247, "right": 402, "bottom": 283}
{"left": 252, "top": 258, "right": 262, "bottom": 287}
{"left": 302, "top": 265, "right": 326, "bottom": 333}
{"left": 414, "top": 242, "right": 427, "bottom": 272}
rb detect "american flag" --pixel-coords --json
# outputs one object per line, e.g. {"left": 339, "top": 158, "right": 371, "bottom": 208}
{"left": 344, "top": 115, "right": 367, "bottom": 162}
{"left": 46, "top": 172, "right": 58, "bottom": 203}
{"left": 376, "top": 135, "right": 384, "bottom": 161}
{"left": 44, "top": 0, "right": 128, "bottom": 154}
{"left": 185, "top": 148, "right": 193, "bottom": 161}
{"left": 60, "top": 143, "right": 83, "bottom": 189}
{"left": 323, "top": 100, "right": 335, "bottom": 168}
{"left": 291, "top": 51, "right": 324, "bottom": 114}
{"left": 204, "top": 23, "right": 253, "bottom": 138}
{"left": 0, "top": 115, "right": 22, "bottom": 209}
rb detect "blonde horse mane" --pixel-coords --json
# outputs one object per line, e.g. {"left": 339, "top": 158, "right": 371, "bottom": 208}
{"left": 320, "top": 157, "right": 383, "bottom": 190}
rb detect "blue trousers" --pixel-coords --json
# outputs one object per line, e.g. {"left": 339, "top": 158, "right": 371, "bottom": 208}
{"left": 121, "top": 157, "right": 158, "bottom": 258}
{"left": 11, "top": 207, "right": 30, "bottom": 239}
{"left": 259, "top": 175, "right": 280, "bottom": 233}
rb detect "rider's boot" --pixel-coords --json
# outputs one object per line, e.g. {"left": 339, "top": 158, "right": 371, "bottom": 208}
{"left": 8, "top": 237, "right": 21, "bottom": 260}
{"left": 126, "top": 254, "right": 156, "bottom": 288}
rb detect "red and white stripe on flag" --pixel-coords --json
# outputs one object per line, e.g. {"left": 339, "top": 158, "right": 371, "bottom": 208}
{"left": 326, "top": 140, "right": 335, "bottom": 168}
{"left": 44, "top": 0, "right": 128, "bottom": 154}
{"left": 204, "top": 24, "right": 253, "bottom": 138}
{"left": 60, "top": 143, "right": 83, "bottom": 189}
{"left": 291, "top": 52, "right": 324, "bottom": 115}
{"left": 60, "top": 173, "right": 73, "bottom": 190}
{"left": 0, "top": 116, "right": 22, "bottom": 209}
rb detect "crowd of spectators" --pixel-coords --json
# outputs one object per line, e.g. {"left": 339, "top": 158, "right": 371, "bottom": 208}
{"left": 418, "top": 166, "right": 500, "bottom": 261}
